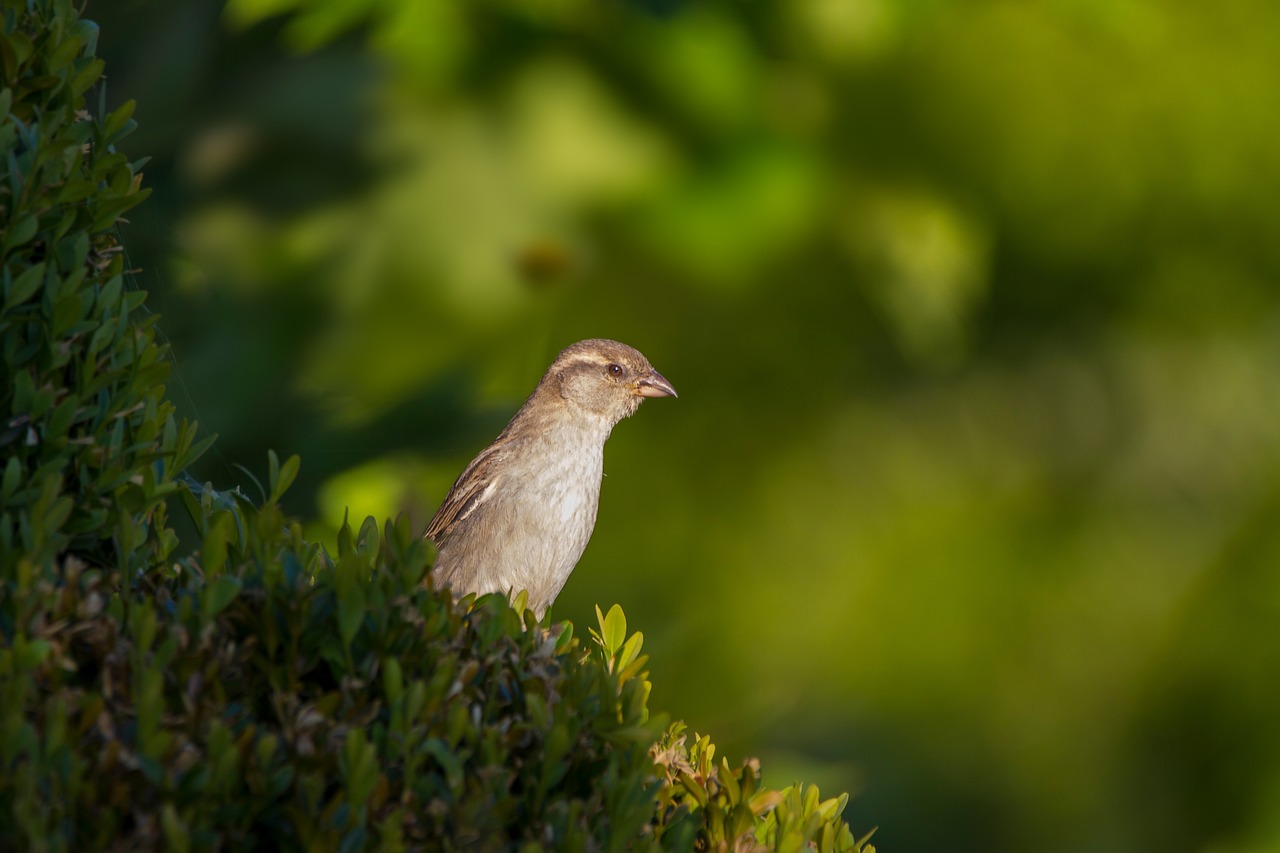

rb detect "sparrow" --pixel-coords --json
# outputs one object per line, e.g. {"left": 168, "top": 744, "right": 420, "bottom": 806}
{"left": 425, "top": 339, "right": 677, "bottom": 617}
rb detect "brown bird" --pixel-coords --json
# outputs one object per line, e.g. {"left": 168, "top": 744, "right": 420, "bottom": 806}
{"left": 425, "top": 339, "right": 677, "bottom": 616}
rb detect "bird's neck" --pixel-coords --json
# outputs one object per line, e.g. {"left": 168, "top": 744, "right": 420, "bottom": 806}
{"left": 505, "top": 392, "right": 616, "bottom": 448}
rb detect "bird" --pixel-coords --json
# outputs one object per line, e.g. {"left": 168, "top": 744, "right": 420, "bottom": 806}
{"left": 424, "top": 339, "right": 677, "bottom": 617}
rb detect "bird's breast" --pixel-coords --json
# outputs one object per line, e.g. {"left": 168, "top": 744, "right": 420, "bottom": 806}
{"left": 487, "top": 428, "right": 605, "bottom": 598}
{"left": 516, "top": 438, "right": 603, "bottom": 545}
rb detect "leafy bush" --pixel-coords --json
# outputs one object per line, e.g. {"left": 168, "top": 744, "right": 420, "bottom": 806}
{"left": 0, "top": 0, "right": 200, "bottom": 577}
{"left": 0, "top": 1, "right": 873, "bottom": 849}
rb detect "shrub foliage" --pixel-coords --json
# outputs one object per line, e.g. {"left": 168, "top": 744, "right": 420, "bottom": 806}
{"left": 0, "top": 2, "right": 873, "bottom": 849}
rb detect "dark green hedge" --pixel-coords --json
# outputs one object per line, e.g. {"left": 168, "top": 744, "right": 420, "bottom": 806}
{"left": 0, "top": 2, "right": 872, "bottom": 849}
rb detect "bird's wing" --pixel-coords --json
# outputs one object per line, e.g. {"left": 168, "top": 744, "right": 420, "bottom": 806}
{"left": 424, "top": 443, "right": 505, "bottom": 543}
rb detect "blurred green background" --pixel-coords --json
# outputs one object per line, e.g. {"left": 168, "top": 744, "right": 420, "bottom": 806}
{"left": 91, "top": 1, "right": 1280, "bottom": 850}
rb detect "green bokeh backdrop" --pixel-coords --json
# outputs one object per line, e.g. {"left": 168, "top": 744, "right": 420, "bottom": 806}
{"left": 91, "top": 1, "right": 1280, "bottom": 850}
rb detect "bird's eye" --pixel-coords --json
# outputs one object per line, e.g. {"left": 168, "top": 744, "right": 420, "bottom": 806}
{"left": 607, "top": 363, "right": 623, "bottom": 376}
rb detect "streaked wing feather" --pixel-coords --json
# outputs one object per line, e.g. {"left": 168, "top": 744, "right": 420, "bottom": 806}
{"left": 424, "top": 443, "right": 505, "bottom": 542}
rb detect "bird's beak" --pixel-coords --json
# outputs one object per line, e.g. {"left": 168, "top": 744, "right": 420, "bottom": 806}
{"left": 635, "top": 369, "right": 678, "bottom": 399}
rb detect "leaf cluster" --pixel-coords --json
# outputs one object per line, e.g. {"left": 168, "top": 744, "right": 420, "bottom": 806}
{"left": 1, "top": 0, "right": 196, "bottom": 578}
{"left": 4, "top": 464, "right": 670, "bottom": 849}
{"left": 652, "top": 724, "right": 873, "bottom": 853}
{"left": 4, "top": 484, "right": 872, "bottom": 850}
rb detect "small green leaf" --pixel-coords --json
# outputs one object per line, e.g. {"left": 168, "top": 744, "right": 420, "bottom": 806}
{"left": 382, "top": 657, "right": 403, "bottom": 704}
{"left": 47, "top": 34, "right": 85, "bottom": 70}
{"left": 87, "top": 321, "right": 115, "bottom": 356}
{"left": 618, "top": 630, "right": 644, "bottom": 669}
{"left": 16, "top": 638, "right": 51, "bottom": 670}
{"left": 268, "top": 452, "right": 300, "bottom": 504}
{"left": 554, "top": 621, "right": 574, "bottom": 655}
{"left": 42, "top": 496, "right": 73, "bottom": 536}
{"left": 204, "top": 576, "right": 242, "bottom": 618}
{"left": 51, "top": 292, "right": 87, "bottom": 337}
{"left": 12, "top": 370, "right": 34, "bottom": 411}
{"left": 335, "top": 556, "right": 367, "bottom": 646}
{"left": 749, "top": 789, "right": 785, "bottom": 817}
{"left": 357, "top": 515, "right": 379, "bottom": 559}
{"left": 4, "top": 31, "right": 34, "bottom": 68}
{"left": 46, "top": 397, "right": 79, "bottom": 441}
{"left": 160, "top": 803, "right": 190, "bottom": 853}
{"left": 267, "top": 765, "right": 294, "bottom": 797}
{"left": 601, "top": 604, "right": 626, "bottom": 657}
{"left": 101, "top": 98, "right": 136, "bottom": 141}
{"left": 8, "top": 262, "right": 45, "bottom": 307}
{"left": 72, "top": 19, "right": 100, "bottom": 55}
{"left": 0, "top": 459, "right": 18, "bottom": 504}
{"left": 526, "top": 692, "right": 549, "bottom": 731}
{"left": 678, "top": 772, "right": 708, "bottom": 809}
{"left": 179, "top": 432, "right": 218, "bottom": 473}
{"left": 96, "top": 275, "right": 122, "bottom": 313}
{"left": 3, "top": 215, "right": 37, "bottom": 254}
{"left": 202, "top": 511, "right": 235, "bottom": 573}
{"left": 337, "top": 508, "right": 354, "bottom": 556}
{"left": 617, "top": 653, "right": 649, "bottom": 687}
{"left": 70, "top": 57, "right": 105, "bottom": 95}
{"left": 721, "top": 758, "right": 741, "bottom": 803}
{"left": 255, "top": 734, "right": 279, "bottom": 769}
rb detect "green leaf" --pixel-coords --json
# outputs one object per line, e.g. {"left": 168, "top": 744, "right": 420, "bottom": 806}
{"left": 46, "top": 396, "right": 79, "bottom": 441}
{"left": 721, "top": 758, "right": 741, "bottom": 803}
{"left": 70, "top": 57, "right": 105, "bottom": 95}
{"left": 175, "top": 431, "right": 217, "bottom": 474}
{"left": 335, "top": 556, "right": 368, "bottom": 646}
{"left": 855, "top": 826, "right": 879, "bottom": 849}
{"left": 7, "top": 262, "right": 44, "bottom": 307}
{"left": 102, "top": 98, "right": 136, "bottom": 141}
{"left": 750, "top": 789, "right": 785, "bottom": 817}
{"left": 48, "top": 34, "right": 85, "bottom": 71}
{"left": 12, "top": 370, "right": 34, "bottom": 411}
{"left": 15, "top": 638, "right": 51, "bottom": 670}
{"left": 72, "top": 19, "right": 100, "bottom": 56}
{"left": 526, "top": 691, "right": 549, "bottom": 731}
{"left": 618, "top": 630, "right": 644, "bottom": 669}
{"left": 160, "top": 803, "right": 190, "bottom": 853}
{"left": 1, "top": 456, "right": 20, "bottom": 504}
{"left": 601, "top": 603, "right": 626, "bottom": 657}
{"left": 678, "top": 771, "right": 708, "bottom": 809}
{"left": 42, "top": 496, "right": 73, "bottom": 537}
{"left": 357, "top": 515, "right": 379, "bottom": 559}
{"left": 3, "top": 215, "right": 38, "bottom": 255}
{"left": 337, "top": 508, "right": 354, "bottom": 556}
{"left": 382, "top": 657, "right": 403, "bottom": 704}
{"left": 617, "top": 653, "right": 649, "bottom": 687}
{"left": 554, "top": 621, "right": 575, "bottom": 655}
{"left": 12, "top": 31, "right": 35, "bottom": 66}
{"left": 203, "top": 576, "right": 242, "bottom": 618}
{"left": 96, "top": 275, "right": 122, "bottom": 313}
{"left": 202, "top": 511, "right": 235, "bottom": 573}
{"left": 268, "top": 452, "right": 300, "bottom": 504}
{"left": 51, "top": 292, "right": 87, "bottom": 337}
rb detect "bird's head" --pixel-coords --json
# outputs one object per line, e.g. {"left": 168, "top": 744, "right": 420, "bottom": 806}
{"left": 547, "top": 339, "right": 677, "bottom": 423}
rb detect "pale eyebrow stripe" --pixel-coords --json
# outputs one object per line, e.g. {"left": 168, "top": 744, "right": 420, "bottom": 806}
{"left": 559, "top": 354, "right": 607, "bottom": 367}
